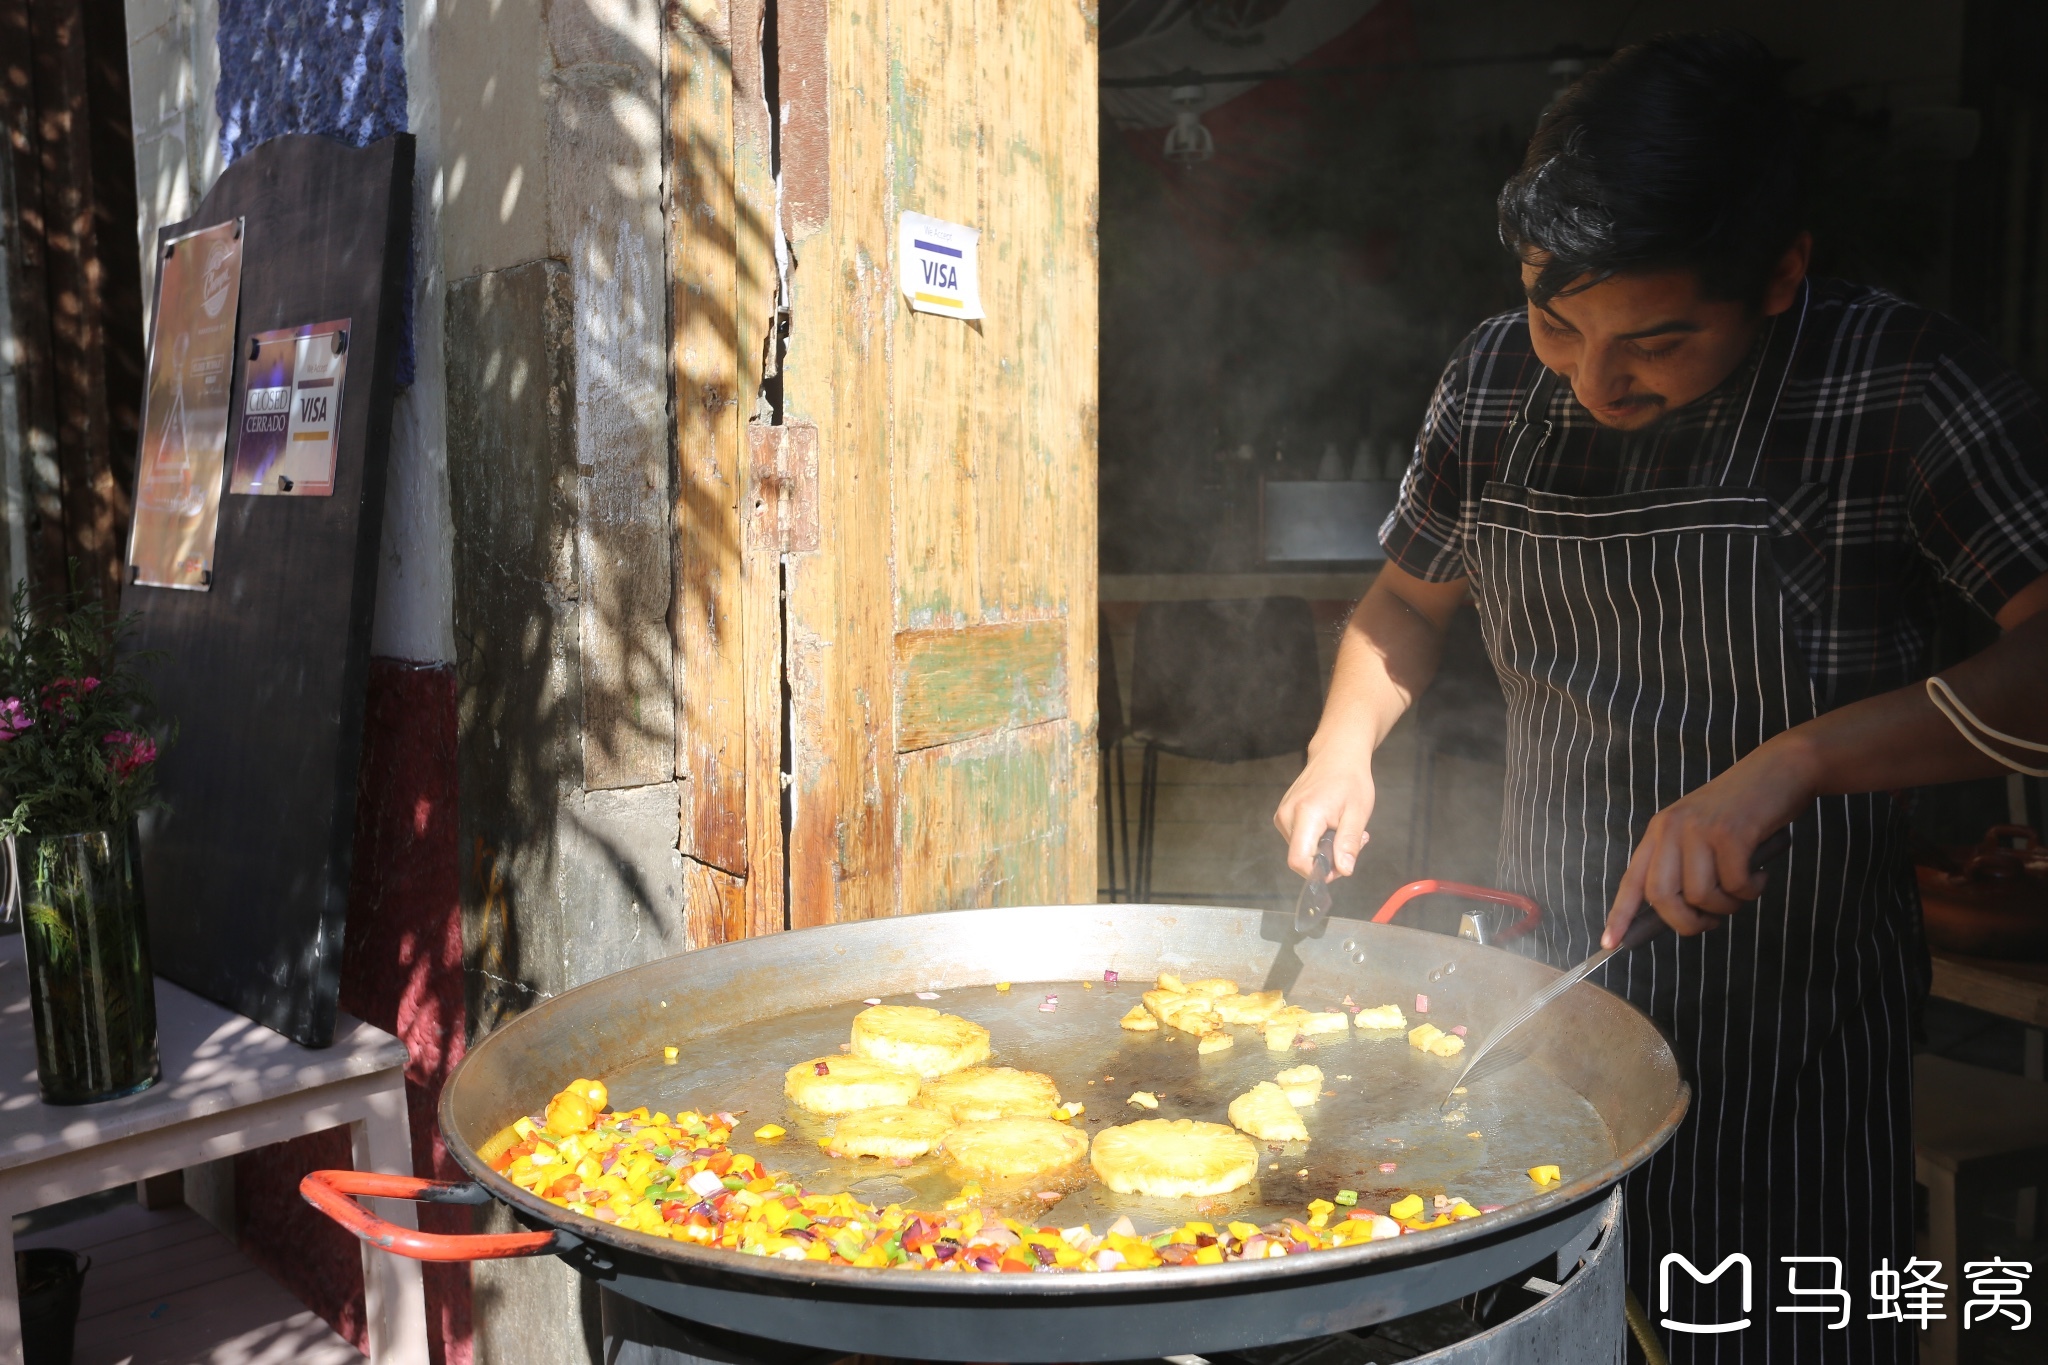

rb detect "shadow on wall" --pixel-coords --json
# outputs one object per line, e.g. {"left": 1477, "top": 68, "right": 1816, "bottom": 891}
{"left": 442, "top": 3, "right": 778, "bottom": 1358}
{"left": 445, "top": 12, "right": 772, "bottom": 1031}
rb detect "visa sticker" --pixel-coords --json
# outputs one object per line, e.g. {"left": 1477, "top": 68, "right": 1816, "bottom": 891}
{"left": 898, "top": 211, "right": 984, "bottom": 320}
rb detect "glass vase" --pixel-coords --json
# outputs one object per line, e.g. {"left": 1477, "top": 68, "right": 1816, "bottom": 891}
{"left": 19, "top": 826, "right": 160, "bottom": 1104}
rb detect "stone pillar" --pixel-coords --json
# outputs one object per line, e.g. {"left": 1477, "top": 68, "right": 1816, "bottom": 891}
{"left": 434, "top": 0, "right": 686, "bottom": 1358}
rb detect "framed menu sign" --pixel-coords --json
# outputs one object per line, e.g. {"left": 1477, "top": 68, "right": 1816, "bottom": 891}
{"left": 128, "top": 218, "right": 244, "bottom": 589}
{"left": 230, "top": 320, "right": 350, "bottom": 495}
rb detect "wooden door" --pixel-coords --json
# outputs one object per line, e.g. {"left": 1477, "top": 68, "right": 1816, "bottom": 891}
{"left": 669, "top": 0, "right": 1098, "bottom": 937}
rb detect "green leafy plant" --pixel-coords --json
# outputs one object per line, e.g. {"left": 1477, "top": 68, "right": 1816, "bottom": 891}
{"left": 0, "top": 581, "right": 171, "bottom": 841}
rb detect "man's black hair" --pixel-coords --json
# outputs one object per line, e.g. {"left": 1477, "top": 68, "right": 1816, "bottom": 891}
{"left": 1498, "top": 31, "right": 1805, "bottom": 308}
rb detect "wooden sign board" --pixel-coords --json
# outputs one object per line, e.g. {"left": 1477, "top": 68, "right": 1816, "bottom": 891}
{"left": 126, "top": 134, "right": 413, "bottom": 1047}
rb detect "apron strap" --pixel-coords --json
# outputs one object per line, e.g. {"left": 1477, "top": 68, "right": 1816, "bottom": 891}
{"left": 1498, "top": 365, "right": 1563, "bottom": 487}
{"left": 1718, "top": 277, "right": 1809, "bottom": 488}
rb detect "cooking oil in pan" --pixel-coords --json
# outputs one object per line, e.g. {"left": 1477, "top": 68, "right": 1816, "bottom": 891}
{"left": 597, "top": 980, "right": 1613, "bottom": 1233}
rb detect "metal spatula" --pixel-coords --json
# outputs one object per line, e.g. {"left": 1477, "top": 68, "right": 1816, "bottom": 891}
{"left": 1442, "top": 830, "right": 1792, "bottom": 1106}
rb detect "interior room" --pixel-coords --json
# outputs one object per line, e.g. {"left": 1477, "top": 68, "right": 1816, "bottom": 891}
{"left": 1094, "top": 0, "right": 2033, "bottom": 911}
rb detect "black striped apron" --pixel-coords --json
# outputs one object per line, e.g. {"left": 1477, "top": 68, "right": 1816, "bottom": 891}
{"left": 1468, "top": 297, "right": 1920, "bottom": 1363}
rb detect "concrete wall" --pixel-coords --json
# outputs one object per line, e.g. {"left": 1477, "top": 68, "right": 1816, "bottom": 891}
{"left": 377, "top": 0, "right": 455, "bottom": 665}
{"left": 124, "top": 0, "right": 223, "bottom": 339}
{"left": 432, "top": 0, "right": 681, "bottom": 1351}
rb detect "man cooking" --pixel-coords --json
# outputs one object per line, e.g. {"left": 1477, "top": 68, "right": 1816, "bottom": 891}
{"left": 1275, "top": 31, "right": 2048, "bottom": 1363}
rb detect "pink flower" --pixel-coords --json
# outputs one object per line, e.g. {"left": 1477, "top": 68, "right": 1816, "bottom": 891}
{"left": 0, "top": 697, "right": 31, "bottom": 741}
{"left": 39, "top": 676, "right": 101, "bottom": 713}
{"left": 102, "top": 731, "right": 157, "bottom": 781}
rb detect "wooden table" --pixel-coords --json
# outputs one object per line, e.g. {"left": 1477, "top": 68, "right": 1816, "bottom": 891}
{"left": 1929, "top": 951, "right": 2048, "bottom": 1079}
{"left": 0, "top": 936, "right": 427, "bottom": 1363}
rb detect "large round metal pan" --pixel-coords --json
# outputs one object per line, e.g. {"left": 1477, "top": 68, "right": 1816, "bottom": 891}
{"left": 436, "top": 903, "right": 1686, "bottom": 1361}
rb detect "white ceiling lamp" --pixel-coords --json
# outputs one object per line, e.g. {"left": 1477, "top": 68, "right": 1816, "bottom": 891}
{"left": 1163, "top": 85, "right": 1215, "bottom": 165}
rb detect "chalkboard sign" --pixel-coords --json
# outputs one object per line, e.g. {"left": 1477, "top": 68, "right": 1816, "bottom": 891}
{"left": 127, "top": 134, "right": 413, "bottom": 1047}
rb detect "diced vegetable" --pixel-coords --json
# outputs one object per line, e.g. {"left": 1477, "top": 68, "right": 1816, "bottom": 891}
{"left": 504, "top": 1080, "right": 1499, "bottom": 1273}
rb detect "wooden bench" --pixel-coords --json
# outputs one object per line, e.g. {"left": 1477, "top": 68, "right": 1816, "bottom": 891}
{"left": 0, "top": 938, "right": 427, "bottom": 1363}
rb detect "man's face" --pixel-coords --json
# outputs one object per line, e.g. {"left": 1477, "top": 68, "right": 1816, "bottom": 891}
{"left": 1520, "top": 241, "right": 1807, "bottom": 431}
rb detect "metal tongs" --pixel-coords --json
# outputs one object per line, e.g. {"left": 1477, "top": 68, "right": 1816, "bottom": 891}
{"left": 1442, "top": 829, "right": 1793, "bottom": 1107}
{"left": 1293, "top": 829, "right": 1338, "bottom": 934}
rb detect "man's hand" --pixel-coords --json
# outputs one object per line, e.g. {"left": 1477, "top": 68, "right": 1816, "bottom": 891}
{"left": 1275, "top": 743, "right": 1376, "bottom": 879}
{"left": 1602, "top": 738, "right": 1820, "bottom": 948}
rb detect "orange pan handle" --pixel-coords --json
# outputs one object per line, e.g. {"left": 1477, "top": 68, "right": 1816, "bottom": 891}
{"left": 1371, "top": 880, "right": 1541, "bottom": 941}
{"left": 301, "top": 1170, "right": 560, "bottom": 1261}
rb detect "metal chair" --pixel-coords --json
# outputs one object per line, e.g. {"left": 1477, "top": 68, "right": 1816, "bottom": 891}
{"left": 1407, "top": 609, "right": 1508, "bottom": 879}
{"left": 1126, "top": 597, "right": 1325, "bottom": 902}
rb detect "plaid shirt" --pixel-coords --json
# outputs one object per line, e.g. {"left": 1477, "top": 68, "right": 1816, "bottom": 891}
{"left": 1382, "top": 278, "right": 2048, "bottom": 710}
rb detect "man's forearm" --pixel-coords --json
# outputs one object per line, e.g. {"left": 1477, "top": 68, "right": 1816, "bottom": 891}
{"left": 1311, "top": 578, "right": 1452, "bottom": 759}
{"left": 1766, "top": 604, "right": 2048, "bottom": 796}
{"left": 1278, "top": 566, "right": 1465, "bottom": 875}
